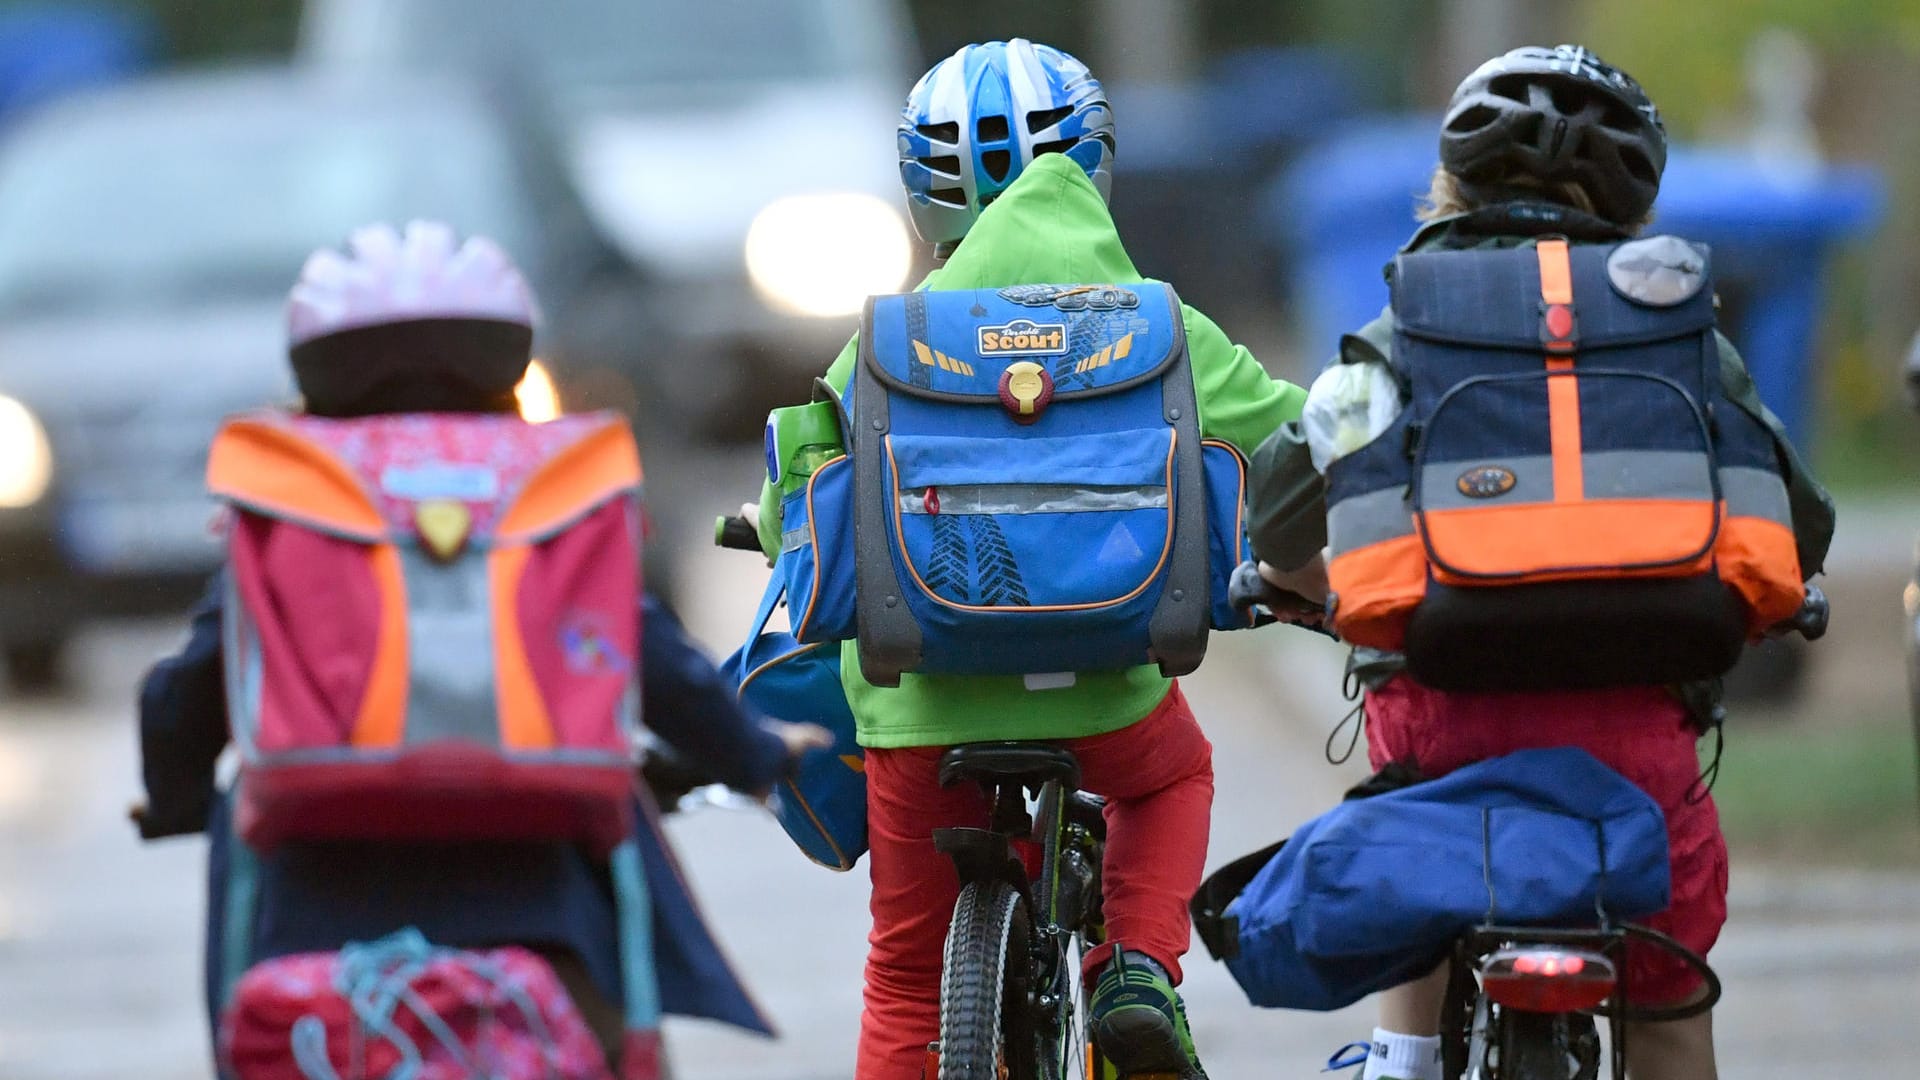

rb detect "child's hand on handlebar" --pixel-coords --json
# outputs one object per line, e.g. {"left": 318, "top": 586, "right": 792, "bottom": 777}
{"left": 1257, "top": 553, "right": 1330, "bottom": 607}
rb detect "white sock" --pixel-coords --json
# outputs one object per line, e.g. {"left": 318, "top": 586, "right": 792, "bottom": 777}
{"left": 1361, "top": 1028, "right": 1442, "bottom": 1080}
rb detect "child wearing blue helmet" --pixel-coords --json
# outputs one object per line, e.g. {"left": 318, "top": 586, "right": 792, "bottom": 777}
{"left": 753, "top": 38, "right": 1306, "bottom": 1080}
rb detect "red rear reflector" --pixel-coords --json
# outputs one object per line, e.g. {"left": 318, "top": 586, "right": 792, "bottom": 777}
{"left": 1481, "top": 946, "right": 1615, "bottom": 1013}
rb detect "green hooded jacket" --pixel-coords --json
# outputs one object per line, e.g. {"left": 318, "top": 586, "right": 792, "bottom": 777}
{"left": 757, "top": 153, "right": 1305, "bottom": 749}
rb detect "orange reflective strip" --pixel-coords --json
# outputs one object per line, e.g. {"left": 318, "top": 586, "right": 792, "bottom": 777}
{"left": 349, "top": 543, "right": 410, "bottom": 748}
{"left": 1327, "top": 534, "right": 1428, "bottom": 651}
{"left": 1536, "top": 241, "right": 1583, "bottom": 501}
{"left": 489, "top": 545, "right": 556, "bottom": 750}
{"left": 208, "top": 419, "right": 385, "bottom": 538}
{"left": 1422, "top": 501, "right": 1717, "bottom": 583}
{"left": 1537, "top": 239, "right": 1573, "bottom": 305}
{"left": 498, "top": 420, "right": 642, "bottom": 541}
{"left": 1547, "top": 367, "right": 1584, "bottom": 502}
{"left": 1716, "top": 515, "right": 1805, "bottom": 633}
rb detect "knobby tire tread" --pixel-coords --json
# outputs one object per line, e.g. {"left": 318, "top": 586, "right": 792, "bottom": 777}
{"left": 941, "top": 880, "right": 1025, "bottom": 1080}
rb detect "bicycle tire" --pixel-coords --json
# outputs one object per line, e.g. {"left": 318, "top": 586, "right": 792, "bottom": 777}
{"left": 940, "top": 880, "right": 1039, "bottom": 1080}
{"left": 1495, "top": 1010, "right": 1598, "bottom": 1080}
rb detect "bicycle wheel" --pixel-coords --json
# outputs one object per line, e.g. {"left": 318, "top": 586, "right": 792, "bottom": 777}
{"left": 1494, "top": 1010, "right": 1599, "bottom": 1080}
{"left": 940, "top": 879, "right": 1040, "bottom": 1080}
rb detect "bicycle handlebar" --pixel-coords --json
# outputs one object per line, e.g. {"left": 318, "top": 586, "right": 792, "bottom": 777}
{"left": 1776, "top": 584, "right": 1829, "bottom": 641}
{"left": 1228, "top": 560, "right": 1337, "bottom": 639}
{"left": 714, "top": 513, "right": 761, "bottom": 552}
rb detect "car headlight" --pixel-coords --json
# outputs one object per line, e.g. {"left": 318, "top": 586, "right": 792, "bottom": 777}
{"left": 515, "top": 359, "right": 561, "bottom": 423}
{"left": 745, "top": 193, "right": 913, "bottom": 318}
{"left": 0, "top": 395, "right": 51, "bottom": 509}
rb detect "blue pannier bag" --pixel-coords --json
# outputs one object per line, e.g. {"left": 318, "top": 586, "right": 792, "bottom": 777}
{"left": 1190, "top": 748, "right": 1671, "bottom": 1012}
{"left": 721, "top": 574, "right": 865, "bottom": 870}
{"left": 840, "top": 282, "right": 1251, "bottom": 686}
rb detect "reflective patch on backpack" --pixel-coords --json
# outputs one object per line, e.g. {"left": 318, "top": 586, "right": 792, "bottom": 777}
{"left": 1606, "top": 235, "right": 1707, "bottom": 307}
{"left": 1097, "top": 521, "right": 1144, "bottom": 563}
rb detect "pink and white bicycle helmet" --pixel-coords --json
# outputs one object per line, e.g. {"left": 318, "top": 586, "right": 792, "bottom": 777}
{"left": 287, "top": 221, "right": 540, "bottom": 415}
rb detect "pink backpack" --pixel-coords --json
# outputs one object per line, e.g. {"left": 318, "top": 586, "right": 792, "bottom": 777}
{"left": 220, "top": 933, "right": 626, "bottom": 1080}
{"left": 207, "top": 411, "right": 644, "bottom": 854}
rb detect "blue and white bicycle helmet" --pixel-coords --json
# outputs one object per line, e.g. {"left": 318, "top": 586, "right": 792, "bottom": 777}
{"left": 897, "top": 39, "right": 1116, "bottom": 254}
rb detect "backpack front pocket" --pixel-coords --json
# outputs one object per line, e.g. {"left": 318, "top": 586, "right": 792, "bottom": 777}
{"left": 1415, "top": 370, "right": 1721, "bottom": 584}
{"left": 885, "top": 427, "right": 1177, "bottom": 611}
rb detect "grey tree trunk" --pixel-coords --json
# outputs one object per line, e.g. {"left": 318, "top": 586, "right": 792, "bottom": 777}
{"left": 1431, "top": 0, "right": 1573, "bottom": 101}
{"left": 1092, "top": 0, "right": 1198, "bottom": 83}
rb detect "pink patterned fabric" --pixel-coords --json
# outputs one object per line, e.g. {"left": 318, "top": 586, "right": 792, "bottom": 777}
{"left": 221, "top": 944, "right": 619, "bottom": 1080}
{"left": 285, "top": 412, "right": 616, "bottom": 539}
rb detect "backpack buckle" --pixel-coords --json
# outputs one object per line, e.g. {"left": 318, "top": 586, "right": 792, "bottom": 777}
{"left": 997, "top": 361, "right": 1054, "bottom": 424}
{"left": 1540, "top": 300, "right": 1578, "bottom": 353}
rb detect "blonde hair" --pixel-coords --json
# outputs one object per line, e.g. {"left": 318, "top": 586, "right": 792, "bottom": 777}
{"left": 1416, "top": 166, "right": 1652, "bottom": 232}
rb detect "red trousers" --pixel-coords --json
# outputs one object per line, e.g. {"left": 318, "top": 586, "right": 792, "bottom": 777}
{"left": 1364, "top": 677, "right": 1729, "bottom": 1006}
{"left": 856, "top": 685, "right": 1214, "bottom": 1080}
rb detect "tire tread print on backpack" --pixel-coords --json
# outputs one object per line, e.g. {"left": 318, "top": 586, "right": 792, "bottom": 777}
{"left": 967, "top": 515, "right": 1029, "bottom": 607}
{"left": 923, "top": 513, "right": 972, "bottom": 603}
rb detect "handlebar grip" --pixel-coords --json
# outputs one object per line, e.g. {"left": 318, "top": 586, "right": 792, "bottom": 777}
{"left": 1784, "top": 584, "right": 1829, "bottom": 641}
{"left": 1228, "top": 560, "right": 1335, "bottom": 638}
{"left": 714, "top": 514, "right": 762, "bottom": 552}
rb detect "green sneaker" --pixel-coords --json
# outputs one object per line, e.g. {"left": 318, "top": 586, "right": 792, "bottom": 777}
{"left": 1087, "top": 949, "right": 1206, "bottom": 1079}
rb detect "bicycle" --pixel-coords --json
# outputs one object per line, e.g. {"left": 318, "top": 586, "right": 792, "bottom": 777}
{"left": 929, "top": 742, "right": 1115, "bottom": 1080}
{"left": 716, "top": 512, "right": 1126, "bottom": 1080}
{"left": 1231, "top": 560, "right": 1829, "bottom": 1080}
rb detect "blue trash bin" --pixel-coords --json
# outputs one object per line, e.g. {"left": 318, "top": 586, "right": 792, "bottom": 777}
{"left": 1271, "top": 118, "right": 1884, "bottom": 445}
{"left": 0, "top": 3, "right": 155, "bottom": 127}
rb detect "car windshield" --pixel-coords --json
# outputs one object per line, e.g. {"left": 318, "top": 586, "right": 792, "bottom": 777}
{"left": 0, "top": 94, "right": 535, "bottom": 315}
{"left": 337, "top": 0, "right": 842, "bottom": 98}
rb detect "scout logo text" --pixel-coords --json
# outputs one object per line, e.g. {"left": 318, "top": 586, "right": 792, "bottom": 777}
{"left": 978, "top": 318, "right": 1068, "bottom": 357}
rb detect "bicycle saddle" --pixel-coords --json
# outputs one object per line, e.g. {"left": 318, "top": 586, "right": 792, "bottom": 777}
{"left": 938, "top": 743, "right": 1082, "bottom": 792}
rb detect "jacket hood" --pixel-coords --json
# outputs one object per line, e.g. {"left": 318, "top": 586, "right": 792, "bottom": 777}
{"left": 923, "top": 153, "right": 1142, "bottom": 289}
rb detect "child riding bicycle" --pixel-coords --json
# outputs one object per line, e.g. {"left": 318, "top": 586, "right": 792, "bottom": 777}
{"left": 1243, "top": 46, "right": 1836, "bottom": 1080}
{"left": 136, "top": 222, "right": 827, "bottom": 1078}
{"left": 749, "top": 39, "right": 1305, "bottom": 1080}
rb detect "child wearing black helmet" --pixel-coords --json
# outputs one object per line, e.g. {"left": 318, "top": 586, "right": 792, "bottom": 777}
{"left": 1246, "top": 47, "right": 1834, "bottom": 1080}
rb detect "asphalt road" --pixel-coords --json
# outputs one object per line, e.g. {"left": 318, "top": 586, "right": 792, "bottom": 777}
{"left": 3, "top": 464, "right": 1918, "bottom": 1078}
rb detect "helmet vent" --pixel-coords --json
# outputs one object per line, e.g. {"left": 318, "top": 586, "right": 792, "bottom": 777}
{"left": 981, "top": 149, "right": 1012, "bottom": 182}
{"left": 1621, "top": 148, "right": 1658, "bottom": 185}
{"left": 1549, "top": 84, "right": 1591, "bottom": 115}
{"left": 1447, "top": 105, "right": 1499, "bottom": 134}
{"left": 928, "top": 187, "right": 967, "bottom": 208}
{"left": 1488, "top": 75, "right": 1532, "bottom": 104}
{"left": 1027, "top": 105, "right": 1075, "bottom": 134}
{"left": 917, "top": 121, "right": 960, "bottom": 144}
{"left": 919, "top": 154, "right": 962, "bottom": 177}
{"left": 1031, "top": 137, "right": 1077, "bottom": 158}
{"left": 976, "top": 114, "right": 1010, "bottom": 143}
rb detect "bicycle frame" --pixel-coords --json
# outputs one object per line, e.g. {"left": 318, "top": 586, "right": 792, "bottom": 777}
{"left": 933, "top": 766, "right": 1108, "bottom": 1080}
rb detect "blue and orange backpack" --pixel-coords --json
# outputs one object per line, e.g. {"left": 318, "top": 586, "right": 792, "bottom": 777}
{"left": 1323, "top": 236, "right": 1805, "bottom": 690}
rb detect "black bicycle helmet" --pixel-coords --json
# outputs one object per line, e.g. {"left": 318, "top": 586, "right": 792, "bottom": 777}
{"left": 1441, "top": 44, "right": 1667, "bottom": 225}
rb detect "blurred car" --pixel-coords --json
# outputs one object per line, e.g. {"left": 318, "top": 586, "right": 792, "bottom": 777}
{"left": 299, "top": 0, "right": 926, "bottom": 433}
{"left": 0, "top": 66, "right": 648, "bottom": 692}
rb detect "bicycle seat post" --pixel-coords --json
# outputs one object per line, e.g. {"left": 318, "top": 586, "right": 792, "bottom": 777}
{"left": 987, "top": 780, "right": 1033, "bottom": 840}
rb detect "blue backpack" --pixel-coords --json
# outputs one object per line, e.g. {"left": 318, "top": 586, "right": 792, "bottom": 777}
{"left": 722, "top": 575, "right": 867, "bottom": 870}
{"left": 1190, "top": 748, "right": 1672, "bottom": 1012}
{"left": 775, "top": 282, "right": 1253, "bottom": 687}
